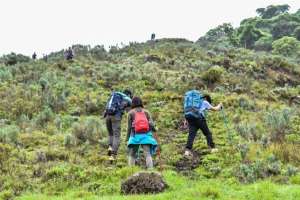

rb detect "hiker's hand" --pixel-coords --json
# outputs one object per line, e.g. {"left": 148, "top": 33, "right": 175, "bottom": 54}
{"left": 218, "top": 103, "right": 223, "bottom": 111}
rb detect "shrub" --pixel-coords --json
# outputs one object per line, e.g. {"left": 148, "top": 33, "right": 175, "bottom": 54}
{"left": 0, "top": 66, "right": 13, "bottom": 83}
{"left": 35, "top": 107, "right": 54, "bottom": 128}
{"left": 238, "top": 143, "right": 250, "bottom": 160}
{"left": 64, "top": 134, "right": 76, "bottom": 148}
{"left": 294, "top": 26, "right": 300, "bottom": 40}
{"left": 254, "top": 35, "right": 273, "bottom": 51}
{"left": 2, "top": 53, "right": 30, "bottom": 66}
{"left": 235, "top": 122, "right": 261, "bottom": 141}
{"left": 285, "top": 165, "right": 298, "bottom": 176}
{"left": 71, "top": 117, "right": 106, "bottom": 144}
{"left": 265, "top": 108, "right": 293, "bottom": 142}
{"left": 272, "top": 36, "right": 300, "bottom": 56}
{"left": 201, "top": 66, "right": 225, "bottom": 85}
{"left": 237, "top": 158, "right": 281, "bottom": 183}
{"left": 0, "top": 125, "right": 20, "bottom": 144}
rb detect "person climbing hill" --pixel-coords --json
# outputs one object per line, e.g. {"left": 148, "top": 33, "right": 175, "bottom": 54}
{"left": 104, "top": 89, "right": 133, "bottom": 161}
{"left": 183, "top": 90, "right": 222, "bottom": 157}
{"left": 32, "top": 52, "right": 37, "bottom": 60}
{"left": 127, "top": 96, "right": 158, "bottom": 169}
{"left": 65, "top": 47, "right": 74, "bottom": 61}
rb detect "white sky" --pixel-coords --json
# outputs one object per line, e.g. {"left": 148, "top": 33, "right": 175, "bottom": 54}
{"left": 0, "top": 0, "right": 299, "bottom": 56}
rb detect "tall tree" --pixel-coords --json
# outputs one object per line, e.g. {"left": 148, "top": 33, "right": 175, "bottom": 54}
{"left": 238, "top": 24, "right": 263, "bottom": 49}
{"left": 256, "top": 4, "right": 290, "bottom": 19}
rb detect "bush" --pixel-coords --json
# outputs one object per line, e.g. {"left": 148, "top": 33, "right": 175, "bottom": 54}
{"left": 2, "top": 53, "right": 30, "bottom": 66}
{"left": 254, "top": 35, "right": 273, "bottom": 51}
{"left": 237, "top": 155, "right": 282, "bottom": 183}
{"left": 201, "top": 66, "right": 225, "bottom": 85}
{"left": 35, "top": 107, "right": 54, "bottom": 128}
{"left": 272, "top": 36, "right": 300, "bottom": 56}
{"left": 293, "top": 26, "right": 300, "bottom": 40}
{"left": 285, "top": 165, "right": 298, "bottom": 176}
{"left": 0, "top": 125, "right": 20, "bottom": 144}
{"left": 64, "top": 134, "right": 76, "bottom": 148}
{"left": 0, "top": 66, "right": 13, "bottom": 83}
{"left": 265, "top": 108, "right": 293, "bottom": 142}
{"left": 71, "top": 117, "right": 106, "bottom": 144}
{"left": 236, "top": 122, "right": 261, "bottom": 142}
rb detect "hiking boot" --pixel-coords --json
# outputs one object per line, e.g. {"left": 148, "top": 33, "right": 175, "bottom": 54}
{"left": 184, "top": 149, "right": 192, "bottom": 157}
{"left": 107, "top": 146, "right": 113, "bottom": 156}
{"left": 211, "top": 148, "right": 218, "bottom": 153}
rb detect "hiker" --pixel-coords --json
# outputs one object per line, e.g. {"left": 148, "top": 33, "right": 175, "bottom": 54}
{"left": 65, "top": 47, "right": 74, "bottom": 61}
{"left": 151, "top": 33, "right": 156, "bottom": 41}
{"left": 183, "top": 90, "right": 222, "bottom": 156}
{"left": 127, "top": 96, "right": 157, "bottom": 169}
{"left": 104, "top": 89, "right": 133, "bottom": 161}
{"left": 32, "top": 52, "right": 37, "bottom": 60}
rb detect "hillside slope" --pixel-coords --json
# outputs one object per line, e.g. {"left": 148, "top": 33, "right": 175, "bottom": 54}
{"left": 1, "top": 6, "right": 300, "bottom": 200}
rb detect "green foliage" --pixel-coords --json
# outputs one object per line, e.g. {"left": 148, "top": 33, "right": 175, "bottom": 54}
{"left": 0, "top": 125, "right": 20, "bottom": 144}
{"left": 254, "top": 34, "right": 273, "bottom": 51}
{"left": 265, "top": 108, "right": 293, "bottom": 142}
{"left": 237, "top": 155, "right": 282, "bottom": 183}
{"left": 71, "top": 117, "right": 106, "bottom": 144}
{"left": 256, "top": 4, "right": 290, "bottom": 19}
{"left": 1, "top": 8, "right": 300, "bottom": 198}
{"left": 271, "top": 21, "right": 300, "bottom": 40}
{"left": 285, "top": 165, "right": 299, "bottom": 177}
{"left": 0, "top": 66, "right": 13, "bottom": 82}
{"left": 272, "top": 36, "right": 300, "bottom": 56}
{"left": 236, "top": 122, "right": 261, "bottom": 142}
{"left": 197, "top": 23, "right": 238, "bottom": 47}
{"left": 1, "top": 52, "right": 30, "bottom": 66}
{"left": 293, "top": 26, "right": 300, "bottom": 40}
{"left": 201, "top": 66, "right": 225, "bottom": 85}
{"left": 238, "top": 23, "right": 263, "bottom": 49}
{"left": 35, "top": 106, "right": 54, "bottom": 128}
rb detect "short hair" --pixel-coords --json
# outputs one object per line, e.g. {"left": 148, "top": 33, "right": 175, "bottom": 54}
{"left": 123, "top": 89, "right": 133, "bottom": 98}
{"left": 131, "top": 96, "right": 144, "bottom": 109}
{"left": 203, "top": 94, "right": 212, "bottom": 104}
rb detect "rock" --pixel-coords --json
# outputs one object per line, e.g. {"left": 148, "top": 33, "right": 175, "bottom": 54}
{"left": 174, "top": 154, "right": 201, "bottom": 172}
{"left": 121, "top": 172, "right": 168, "bottom": 195}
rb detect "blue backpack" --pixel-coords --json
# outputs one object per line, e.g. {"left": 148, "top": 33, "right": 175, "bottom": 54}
{"left": 184, "top": 90, "right": 203, "bottom": 119}
{"left": 105, "top": 92, "right": 124, "bottom": 115}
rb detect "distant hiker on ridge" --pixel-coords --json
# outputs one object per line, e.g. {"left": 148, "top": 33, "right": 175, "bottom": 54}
{"left": 104, "top": 89, "right": 133, "bottom": 161}
{"left": 32, "top": 52, "right": 37, "bottom": 60}
{"left": 65, "top": 47, "right": 74, "bottom": 61}
{"left": 151, "top": 33, "right": 156, "bottom": 41}
{"left": 127, "top": 96, "right": 158, "bottom": 169}
{"left": 183, "top": 90, "right": 222, "bottom": 156}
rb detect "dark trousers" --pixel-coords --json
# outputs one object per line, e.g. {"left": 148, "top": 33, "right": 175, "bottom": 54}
{"left": 186, "top": 116, "right": 215, "bottom": 150}
{"left": 106, "top": 115, "right": 121, "bottom": 155}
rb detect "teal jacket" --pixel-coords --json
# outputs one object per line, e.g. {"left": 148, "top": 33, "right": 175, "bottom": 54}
{"left": 127, "top": 131, "right": 158, "bottom": 155}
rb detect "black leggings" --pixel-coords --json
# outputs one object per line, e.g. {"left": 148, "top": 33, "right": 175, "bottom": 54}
{"left": 186, "top": 117, "right": 215, "bottom": 149}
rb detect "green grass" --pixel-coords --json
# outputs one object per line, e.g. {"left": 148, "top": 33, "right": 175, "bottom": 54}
{"left": 17, "top": 171, "right": 300, "bottom": 200}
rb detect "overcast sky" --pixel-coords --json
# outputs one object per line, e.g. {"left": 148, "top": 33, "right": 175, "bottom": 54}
{"left": 0, "top": 0, "right": 299, "bottom": 56}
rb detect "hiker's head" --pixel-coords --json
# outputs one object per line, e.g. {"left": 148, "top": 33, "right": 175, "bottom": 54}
{"left": 203, "top": 94, "right": 212, "bottom": 104}
{"left": 131, "top": 96, "right": 144, "bottom": 108}
{"left": 123, "top": 89, "right": 133, "bottom": 99}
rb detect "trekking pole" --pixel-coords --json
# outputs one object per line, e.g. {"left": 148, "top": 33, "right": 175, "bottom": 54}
{"left": 220, "top": 108, "right": 234, "bottom": 145}
{"left": 153, "top": 132, "right": 163, "bottom": 171}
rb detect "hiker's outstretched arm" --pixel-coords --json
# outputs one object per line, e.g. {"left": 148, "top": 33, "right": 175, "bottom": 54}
{"left": 210, "top": 103, "right": 223, "bottom": 111}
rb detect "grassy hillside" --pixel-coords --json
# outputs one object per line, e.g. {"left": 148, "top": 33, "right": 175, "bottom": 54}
{"left": 1, "top": 5, "right": 300, "bottom": 200}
